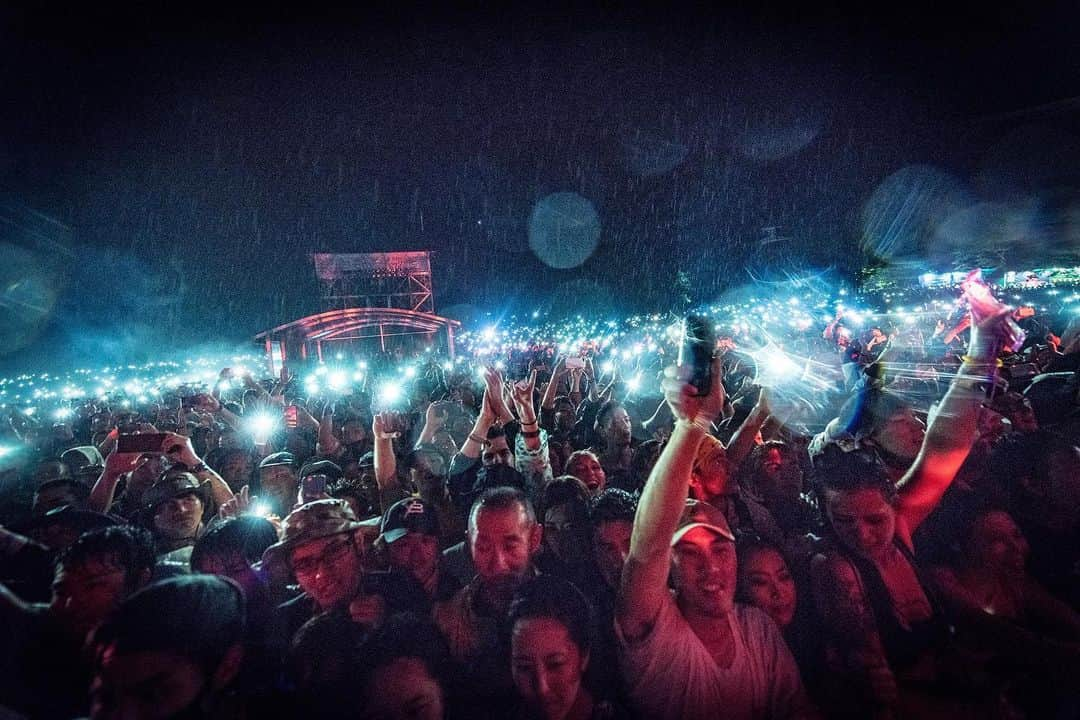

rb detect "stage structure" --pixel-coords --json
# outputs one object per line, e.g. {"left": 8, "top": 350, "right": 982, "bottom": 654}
{"left": 254, "top": 252, "right": 460, "bottom": 374}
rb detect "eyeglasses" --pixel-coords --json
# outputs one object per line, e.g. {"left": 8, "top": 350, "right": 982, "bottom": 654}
{"left": 291, "top": 536, "right": 355, "bottom": 578}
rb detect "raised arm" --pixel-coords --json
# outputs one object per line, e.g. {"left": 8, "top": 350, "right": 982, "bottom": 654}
{"left": 372, "top": 412, "right": 405, "bottom": 510}
{"left": 895, "top": 311, "right": 1007, "bottom": 539}
{"left": 163, "top": 432, "right": 235, "bottom": 508}
{"left": 724, "top": 386, "right": 772, "bottom": 470}
{"left": 619, "top": 357, "right": 725, "bottom": 641}
{"left": 88, "top": 450, "right": 143, "bottom": 513}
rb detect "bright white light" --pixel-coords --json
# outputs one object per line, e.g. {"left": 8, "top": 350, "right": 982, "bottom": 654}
{"left": 304, "top": 378, "right": 320, "bottom": 395}
{"left": 494, "top": 360, "right": 506, "bottom": 370}
{"left": 335, "top": 352, "right": 345, "bottom": 360}
{"left": 23, "top": 407, "right": 36, "bottom": 416}
{"left": 54, "top": 407, "right": 73, "bottom": 420}
{"left": 328, "top": 371, "right": 348, "bottom": 390}
{"left": 482, "top": 326, "right": 498, "bottom": 342}
{"left": 248, "top": 413, "right": 277, "bottom": 438}
{"left": 358, "top": 360, "right": 368, "bottom": 370}
{"left": 403, "top": 366, "right": 417, "bottom": 379}
{"left": 0, "top": 446, "right": 11, "bottom": 458}
{"left": 378, "top": 382, "right": 403, "bottom": 406}
{"left": 443, "top": 361, "right": 454, "bottom": 371}
{"left": 315, "top": 365, "right": 328, "bottom": 376}
{"left": 601, "top": 361, "right": 615, "bottom": 374}
{"left": 353, "top": 371, "right": 365, "bottom": 382}
{"left": 626, "top": 374, "right": 642, "bottom": 393}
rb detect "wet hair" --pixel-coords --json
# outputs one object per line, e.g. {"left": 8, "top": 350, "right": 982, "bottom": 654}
{"left": 539, "top": 476, "right": 591, "bottom": 521}
{"left": 57, "top": 525, "right": 155, "bottom": 592}
{"left": 810, "top": 443, "right": 896, "bottom": 506}
{"left": 588, "top": 487, "right": 638, "bottom": 527}
{"left": 565, "top": 449, "right": 600, "bottom": 475}
{"left": 469, "top": 485, "right": 536, "bottom": 529}
{"left": 90, "top": 575, "right": 245, "bottom": 673}
{"left": 508, "top": 575, "right": 593, "bottom": 656}
{"left": 356, "top": 612, "right": 452, "bottom": 700}
{"left": 594, "top": 400, "right": 625, "bottom": 431}
{"left": 191, "top": 516, "right": 279, "bottom": 569}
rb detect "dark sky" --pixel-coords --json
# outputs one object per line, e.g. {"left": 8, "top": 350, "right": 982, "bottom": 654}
{"left": 1, "top": 2, "right": 1078, "bottom": 371}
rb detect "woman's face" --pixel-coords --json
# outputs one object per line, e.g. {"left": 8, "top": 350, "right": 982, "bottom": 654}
{"left": 738, "top": 547, "right": 797, "bottom": 628}
{"left": 511, "top": 617, "right": 588, "bottom": 720}
{"left": 365, "top": 656, "right": 444, "bottom": 720}
{"left": 824, "top": 487, "right": 896, "bottom": 560}
{"left": 543, "top": 504, "right": 586, "bottom": 564}
{"left": 566, "top": 455, "right": 605, "bottom": 495}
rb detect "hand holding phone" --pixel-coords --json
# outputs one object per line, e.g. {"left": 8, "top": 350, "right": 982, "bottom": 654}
{"left": 678, "top": 314, "right": 716, "bottom": 397}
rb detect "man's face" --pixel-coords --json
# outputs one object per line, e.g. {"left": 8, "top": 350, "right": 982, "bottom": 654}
{"left": 386, "top": 532, "right": 440, "bottom": 587}
{"left": 481, "top": 436, "right": 514, "bottom": 467}
{"left": 50, "top": 558, "right": 129, "bottom": 637}
{"left": 290, "top": 533, "right": 363, "bottom": 610}
{"left": 469, "top": 504, "right": 540, "bottom": 604}
{"left": 90, "top": 648, "right": 211, "bottom": 720}
{"left": 824, "top": 487, "right": 896, "bottom": 561}
{"left": 872, "top": 407, "right": 925, "bottom": 464}
{"left": 593, "top": 519, "right": 633, "bottom": 590}
{"left": 259, "top": 465, "right": 298, "bottom": 515}
{"left": 193, "top": 551, "right": 262, "bottom": 599}
{"left": 152, "top": 493, "right": 204, "bottom": 542}
{"left": 603, "top": 407, "right": 632, "bottom": 445}
{"left": 759, "top": 448, "right": 803, "bottom": 503}
{"left": 219, "top": 452, "right": 252, "bottom": 488}
{"left": 671, "top": 527, "right": 737, "bottom": 618}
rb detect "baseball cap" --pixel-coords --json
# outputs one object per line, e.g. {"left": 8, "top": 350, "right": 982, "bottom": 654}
{"left": 259, "top": 451, "right": 296, "bottom": 470}
{"left": 671, "top": 498, "right": 735, "bottom": 546}
{"left": 298, "top": 460, "right": 343, "bottom": 482}
{"left": 380, "top": 497, "right": 440, "bottom": 543}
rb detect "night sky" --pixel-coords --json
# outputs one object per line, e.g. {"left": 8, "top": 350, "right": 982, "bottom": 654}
{"left": 1, "top": 2, "right": 1078, "bottom": 372}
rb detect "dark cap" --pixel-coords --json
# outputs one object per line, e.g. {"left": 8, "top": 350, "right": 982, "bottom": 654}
{"left": 298, "top": 460, "right": 343, "bottom": 482}
{"left": 141, "top": 473, "right": 210, "bottom": 515}
{"left": 671, "top": 498, "right": 735, "bottom": 546}
{"left": 380, "top": 497, "right": 440, "bottom": 543}
{"left": 259, "top": 451, "right": 296, "bottom": 470}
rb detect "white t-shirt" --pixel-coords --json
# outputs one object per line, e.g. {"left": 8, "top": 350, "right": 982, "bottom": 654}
{"left": 616, "top": 595, "right": 814, "bottom": 720}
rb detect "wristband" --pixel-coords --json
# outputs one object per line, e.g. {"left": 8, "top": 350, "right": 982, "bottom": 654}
{"left": 519, "top": 418, "right": 538, "bottom": 427}
{"left": 468, "top": 433, "right": 487, "bottom": 445}
{"left": 521, "top": 429, "right": 541, "bottom": 439}
{"left": 961, "top": 355, "right": 1003, "bottom": 368}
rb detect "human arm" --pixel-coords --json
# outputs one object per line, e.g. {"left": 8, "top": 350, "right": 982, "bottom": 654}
{"left": 894, "top": 310, "right": 1009, "bottom": 539}
{"left": 540, "top": 358, "right": 566, "bottom": 411}
{"left": 416, "top": 401, "right": 451, "bottom": 448}
{"left": 162, "top": 432, "right": 235, "bottom": 508}
{"left": 372, "top": 412, "right": 403, "bottom": 501}
{"left": 87, "top": 450, "right": 144, "bottom": 513}
{"left": 618, "top": 357, "right": 725, "bottom": 641}
{"left": 316, "top": 402, "right": 340, "bottom": 456}
{"left": 724, "top": 386, "right": 772, "bottom": 470}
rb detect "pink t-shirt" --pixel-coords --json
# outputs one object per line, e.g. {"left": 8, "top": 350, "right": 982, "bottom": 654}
{"left": 616, "top": 596, "right": 815, "bottom": 720}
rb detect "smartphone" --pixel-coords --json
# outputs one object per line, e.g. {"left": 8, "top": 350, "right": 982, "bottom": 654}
{"left": 284, "top": 405, "right": 298, "bottom": 429}
{"left": 117, "top": 433, "right": 170, "bottom": 454}
{"left": 565, "top": 357, "right": 585, "bottom": 370}
{"left": 678, "top": 314, "right": 715, "bottom": 397}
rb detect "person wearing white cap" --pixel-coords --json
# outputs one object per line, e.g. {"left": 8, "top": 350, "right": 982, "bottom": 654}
{"left": 616, "top": 357, "right": 816, "bottom": 720}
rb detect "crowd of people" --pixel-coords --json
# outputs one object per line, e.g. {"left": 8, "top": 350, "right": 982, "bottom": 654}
{"left": 1, "top": 283, "right": 1079, "bottom": 719}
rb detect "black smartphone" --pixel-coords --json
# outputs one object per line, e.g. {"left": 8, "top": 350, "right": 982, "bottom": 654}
{"left": 678, "top": 314, "right": 715, "bottom": 397}
{"left": 117, "top": 433, "right": 169, "bottom": 454}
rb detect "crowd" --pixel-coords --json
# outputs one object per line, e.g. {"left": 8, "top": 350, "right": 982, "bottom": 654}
{"left": 1, "top": 278, "right": 1080, "bottom": 720}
